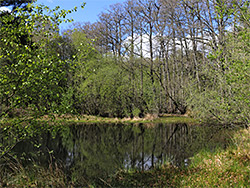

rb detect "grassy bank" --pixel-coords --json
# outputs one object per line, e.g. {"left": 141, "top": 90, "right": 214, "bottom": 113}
{"left": 0, "top": 162, "right": 68, "bottom": 187}
{"left": 110, "top": 127, "right": 250, "bottom": 187}
{"left": 51, "top": 114, "right": 198, "bottom": 125}
{"left": 1, "top": 113, "right": 197, "bottom": 124}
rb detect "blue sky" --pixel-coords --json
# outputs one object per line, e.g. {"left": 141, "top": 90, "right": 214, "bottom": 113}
{"left": 36, "top": 0, "right": 126, "bottom": 30}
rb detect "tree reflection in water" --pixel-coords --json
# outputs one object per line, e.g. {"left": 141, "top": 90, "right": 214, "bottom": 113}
{"left": 9, "top": 123, "right": 231, "bottom": 186}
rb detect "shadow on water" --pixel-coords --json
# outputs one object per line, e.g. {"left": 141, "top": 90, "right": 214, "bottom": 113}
{"left": 2, "top": 122, "right": 234, "bottom": 186}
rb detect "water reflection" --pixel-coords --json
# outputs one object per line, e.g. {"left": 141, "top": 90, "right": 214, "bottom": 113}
{"left": 9, "top": 123, "right": 230, "bottom": 186}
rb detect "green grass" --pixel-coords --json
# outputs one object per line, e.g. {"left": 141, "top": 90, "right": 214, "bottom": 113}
{"left": 54, "top": 114, "right": 198, "bottom": 125}
{"left": 1, "top": 112, "right": 198, "bottom": 126}
{"left": 177, "top": 127, "right": 250, "bottom": 187}
{"left": 0, "top": 161, "right": 68, "bottom": 187}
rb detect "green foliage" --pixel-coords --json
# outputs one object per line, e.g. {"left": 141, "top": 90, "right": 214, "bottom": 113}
{"left": 187, "top": 2, "right": 250, "bottom": 126}
{"left": 75, "top": 56, "right": 130, "bottom": 117}
{"left": 67, "top": 28, "right": 152, "bottom": 117}
{"left": 72, "top": 54, "right": 158, "bottom": 117}
{"left": 0, "top": 0, "right": 82, "bottom": 175}
{"left": 0, "top": 2, "right": 79, "bottom": 117}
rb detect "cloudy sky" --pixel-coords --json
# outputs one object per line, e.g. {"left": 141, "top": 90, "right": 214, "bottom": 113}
{"left": 0, "top": 7, "right": 11, "bottom": 12}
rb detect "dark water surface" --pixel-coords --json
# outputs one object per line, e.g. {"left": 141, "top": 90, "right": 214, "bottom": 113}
{"left": 9, "top": 122, "right": 232, "bottom": 186}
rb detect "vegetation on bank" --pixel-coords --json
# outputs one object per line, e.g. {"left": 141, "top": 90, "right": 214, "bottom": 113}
{"left": 53, "top": 114, "right": 197, "bottom": 124}
{"left": 1, "top": 0, "right": 250, "bottom": 125}
{"left": 0, "top": 113, "right": 197, "bottom": 126}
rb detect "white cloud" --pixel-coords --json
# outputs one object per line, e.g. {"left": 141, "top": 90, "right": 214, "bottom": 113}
{"left": 122, "top": 32, "right": 213, "bottom": 59}
{"left": 0, "top": 7, "right": 11, "bottom": 13}
{"left": 123, "top": 34, "right": 163, "bottom": 59}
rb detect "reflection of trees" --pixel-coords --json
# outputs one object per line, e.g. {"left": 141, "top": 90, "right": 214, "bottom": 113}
{"left": 62, "top": 123, "right": 135, "bottom": 186}
{"left": 1, "top": 123, "right": 233, "bottom": 186}
{"left": 60, "top": 123, "right": 231, "bottom": 186}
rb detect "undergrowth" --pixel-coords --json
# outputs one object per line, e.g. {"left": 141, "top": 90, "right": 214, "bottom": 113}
{"left": 0, "top": 160, "right": 69, "bottom": 187}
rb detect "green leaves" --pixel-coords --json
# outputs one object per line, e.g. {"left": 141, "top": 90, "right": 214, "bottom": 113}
{"left": 188, "top": 1, "right": 250, "bottom": 126}
{"left": 0, "top": 2, "right": 78, "bottom": 118}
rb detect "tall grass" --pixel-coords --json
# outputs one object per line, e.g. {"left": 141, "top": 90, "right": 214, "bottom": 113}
{"left": 0, "top": 159, "right": 68, "bottom": 187}
{"left": 177, "top": 127, "right": 250, "bottom": 187}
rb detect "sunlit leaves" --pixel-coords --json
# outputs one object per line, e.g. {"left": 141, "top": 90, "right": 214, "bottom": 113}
{"left": 188, "top": 1, "right": 250, "bottom": 125}
{"left": 0, "top": 2, "right": 77, "bottom": 117}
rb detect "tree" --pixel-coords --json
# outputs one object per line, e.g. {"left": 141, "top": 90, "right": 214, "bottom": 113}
{"left": 0, "top": 2, "right": 80, "bottom": 162}
{"left": 187, "top": 1, "right": 250, "bottom": 126}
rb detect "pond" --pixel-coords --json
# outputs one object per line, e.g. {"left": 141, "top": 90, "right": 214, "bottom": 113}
{"left": 2, "top": 122, "right": 233, "bottom": 186}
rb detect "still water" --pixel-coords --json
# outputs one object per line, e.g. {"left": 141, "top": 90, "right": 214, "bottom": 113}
{"left": 11, "top": 122, "right": 231, "bottom": 186}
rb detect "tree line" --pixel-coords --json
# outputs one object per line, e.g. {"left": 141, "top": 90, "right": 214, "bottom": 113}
{"left": 1, "top": 0, "right": 250, "bottom": 125}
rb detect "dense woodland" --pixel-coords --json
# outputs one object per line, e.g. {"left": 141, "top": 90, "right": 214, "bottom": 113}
{"left": 1, "top": 0, "right": 250, "bottom": 126}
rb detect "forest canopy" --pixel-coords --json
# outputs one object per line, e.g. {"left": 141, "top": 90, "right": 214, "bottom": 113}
{"left": 0, "top": 0, "right": 250, "bottom": 126}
